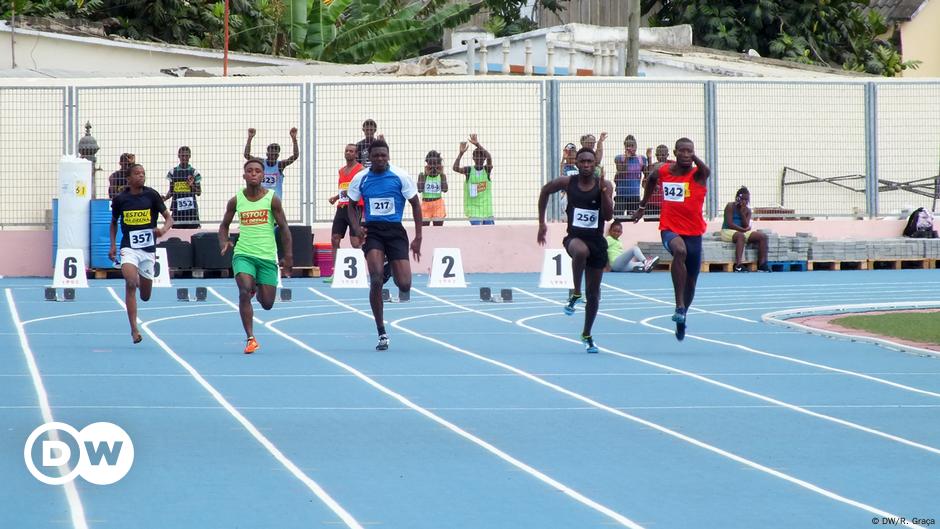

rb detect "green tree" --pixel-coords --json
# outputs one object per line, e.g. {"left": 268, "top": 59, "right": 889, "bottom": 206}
{"left": 304, "top": 0, "right": 482, "bottom": 63}
{"left": 481, "top": 0, "right": 563, "bottom": 37}
{"left": 643, "top": 0, "right": 919, "bottom": 76}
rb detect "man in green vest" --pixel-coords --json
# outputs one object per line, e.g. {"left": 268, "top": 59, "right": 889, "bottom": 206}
{"left": 218, "top": 159, "right": 293, "bottom": 354}
{"left": 453, "top": 134, "right": 494, "bottom": 225}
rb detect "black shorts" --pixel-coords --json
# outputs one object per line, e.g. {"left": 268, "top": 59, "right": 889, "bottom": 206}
{"left": 564, "top": 235, "right": 608, "bottom": 269}
{"left": 362, "top": 222, "right": 410, "bottom": 261}
{"left": 662, "top": 230, "right": 702, "bottom": 280}
{"left": 331, "top": 207, "right": 358, "bottom": 238}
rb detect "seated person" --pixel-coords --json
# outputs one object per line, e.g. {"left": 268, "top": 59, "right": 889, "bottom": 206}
{"left": 721, "top": 186, "right": 770, "bottom": 272}
{"left": 605, "top": 220, "right": 659, "bottom": 272}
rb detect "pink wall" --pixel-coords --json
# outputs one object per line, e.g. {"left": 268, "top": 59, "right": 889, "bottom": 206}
{"left": 1, "top": 219, "right": 910, "bottom": 276}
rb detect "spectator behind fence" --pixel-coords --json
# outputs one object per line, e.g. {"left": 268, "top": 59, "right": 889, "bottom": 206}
{"left": 613, "top": 135, "right": 650, "bottom": 217}
{"left": 640, "top": 144, "right": 670, "bottom": 218}
{"left": 108, "top": 153, "right": 136, "bottom": 199}
{"left": 355, "top": 119, "right": 385, "bottom": 168}
{"left": 903, "top": 207, "right": 938, "bottom": 238}
{"left": 605, "top": 220, "right": 659, "bottom": 272}
{"left": 454, "top": 134, "right": 494, "bottom": 225}
{"left": 559, "top": 142, "right": 579, "bottom": 213}
{"left": 325, "top": 143, "right": 365, "bottom": 284}
{"left": 721, "top": 186, "right": 771, "bottom": 272}
{"left": 417, "top": 150, "right": 448, "bottom": 226}
{"left": 580, "top": 132, "right": 607, "bottom": 165}
{"left": 164, "top": 146, "right": 202, "bottom": 229}
{"left": 243, "top": 127, "right": 299, "bottom": 198}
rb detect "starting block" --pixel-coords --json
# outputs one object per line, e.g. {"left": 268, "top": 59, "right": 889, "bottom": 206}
{"left": 43, "top": 287, "right": 76, "bottom": 302}
{"left": 195, "top": 287, "right": 207, "bottom": 302}
{"left": 479, "top": 287, "right": 512, "bottom": 303}
{"left": 176, "top": 288, "right": 190, "bottom": 302}
{"left": 279, "top": 288, "right": 292, "bottom": 302}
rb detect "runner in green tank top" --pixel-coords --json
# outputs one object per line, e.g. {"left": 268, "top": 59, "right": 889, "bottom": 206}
{"left": 453, "top": 134, "right": 495, "bottom": 225}
{"left": 219, "top": 159, "right": 292, "bottom": 354}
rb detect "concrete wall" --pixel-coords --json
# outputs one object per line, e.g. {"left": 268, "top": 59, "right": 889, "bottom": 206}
{"left": 900, "top": 0, "right": 940, "bottom": 78}
{"left": 0, "top": 220, "right": 913, "bottom": 277}
{"left": 0, "top": 24, "right": 288, "bottom": 72}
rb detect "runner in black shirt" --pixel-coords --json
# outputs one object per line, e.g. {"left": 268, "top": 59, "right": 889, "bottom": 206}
{"left": 537, "top": 148, "right": 614, "bottom": 353}
{"left": 110, "top": 164, "right": 173, "bottom": 344}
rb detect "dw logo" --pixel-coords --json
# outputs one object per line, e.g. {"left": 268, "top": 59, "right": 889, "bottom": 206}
{"left": 24, "top": 422, "right": 134, "bottom": 485}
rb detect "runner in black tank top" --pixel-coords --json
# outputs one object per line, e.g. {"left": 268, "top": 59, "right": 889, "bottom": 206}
{"left": 538, "top": 147, "right": 614, "bottom": 353}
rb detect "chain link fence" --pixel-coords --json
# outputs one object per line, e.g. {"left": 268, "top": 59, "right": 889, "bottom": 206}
{"left": 0, "top": 78, "right": 937, "bottom": 228}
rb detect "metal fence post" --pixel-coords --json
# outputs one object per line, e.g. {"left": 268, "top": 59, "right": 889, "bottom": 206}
{"left": 308, "top": 83, "right": 317, "bottom": 224}
{"left": 865, "top": 82, "right": 879, "bottom": 218}
{"left": 705, "top": 81, "right": 719, "bottom": 219}
{"left": 546, "top": 79, "right": 561, "bottom": 220}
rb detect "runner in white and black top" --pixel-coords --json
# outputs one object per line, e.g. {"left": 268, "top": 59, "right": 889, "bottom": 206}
{"left": 537, "top": 147, "right": 614, "bottom": 353}
{"left": 110, "top": 164, "right": 173, "bottom": 344}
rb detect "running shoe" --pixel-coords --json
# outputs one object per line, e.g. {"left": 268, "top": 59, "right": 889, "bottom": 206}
{"left": 376, "top": 334, "right": 390, "bottom": 351}
{"left": 733, "top": 264, "right": 748, "bottom": 273}
{"left": 643, "top": 256, "right": 660, "bottom": 273}
{"left": 757, "top": 263, "right": 772, "bottom": 272}
{"left": 244, "top": 337, "right": 260, "bottom": 354}
{"left": 564, "top": 293, "right": 582, "bottom": 315}
{"left": 323, "top": 276, "right": 333, "bottom": 284}
{"left": 398, "top": 290, "right": 410, "bottom": 302}
{"left": 671, "top": 308, "right": 686, "bottom": 324}
{"left": 675, "top": 321, "right": 686, "bottom": 341}
{"left": 582, "top": 334, "right": 599, "bottom": 354}
{"left": 672, "top": 308, "right": 687, "bottom": 341}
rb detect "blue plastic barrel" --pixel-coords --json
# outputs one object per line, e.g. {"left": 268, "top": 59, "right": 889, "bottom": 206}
{"left": 51, "top": 199, "right": 57, "bottom": 266}
{"left": 90, "top": 199, "right": 120, "bottom": 268}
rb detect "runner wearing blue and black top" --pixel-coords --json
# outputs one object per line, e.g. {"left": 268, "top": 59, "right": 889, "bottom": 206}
{"left": 538, "top": 148, "right": 614, "bottom": 353}
{"left": 346, "top": 139, "right": 423, "bottom": 351}
{"left": 109, "top": 164, "right": 173, "bottom": 344}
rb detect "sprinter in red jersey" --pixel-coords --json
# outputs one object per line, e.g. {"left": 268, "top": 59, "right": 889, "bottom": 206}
{"left": 632, "top": 138, "right": 710, "bottom": 341}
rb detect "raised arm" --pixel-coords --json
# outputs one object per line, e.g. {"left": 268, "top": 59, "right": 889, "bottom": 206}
{"left": 280, "top": 127, "right": 299, "bottom": 168}
{"left": 453, "top": 141, "right": 469, "bottom": 175}
{"left": 692, "top": 153, "right": 711, "bottom": 183}
{"left": 596, "top": 132, "right": 607, "bottom": 165}
{"left": 243, "top": 128, "right": 256, "bottom": 160}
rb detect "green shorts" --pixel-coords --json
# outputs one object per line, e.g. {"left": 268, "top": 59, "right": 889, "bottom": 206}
{"left": 232, "top": 254, "right": 279, "bottom": 286}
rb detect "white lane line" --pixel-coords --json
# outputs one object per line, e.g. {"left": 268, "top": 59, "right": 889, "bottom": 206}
{"left": 763, "top": 302, "right": 940, "bottom": 358}
{"left": 105, "top": 287, "right": 364, "bottom": 529}
{"left": 6, "top": 289, "right": 89, "bottom": 529}
{"left": 515, "top": 309, "right": 940, "bottom": 459}
{"left": 8, "top": 371, "right": 938, "bottom": 378}
{"left": 264, "top": 311, "right": 644, "bottom": 529}
{"left": 601, "top": 282, "right": 757, "bottom": 323}
{"left": 307, "top": 288, "right": 919, "bottom": 524}
{"left": 522, "top": 288, "right": 940, "bottom": 400}
{"left": 5, "top": 404, "right": 940, "bottom": 411}
{"left": 20, "top": 303, "right": 233, "bottom": 325}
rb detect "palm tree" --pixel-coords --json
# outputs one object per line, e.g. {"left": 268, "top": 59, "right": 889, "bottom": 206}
{"left": 304, "top": 0, "right": 482, "bottom": 63}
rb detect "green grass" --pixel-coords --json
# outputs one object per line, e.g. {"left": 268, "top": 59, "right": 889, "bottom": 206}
{"left": 831, "top": 312, "right": 940, "bottom": 345}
